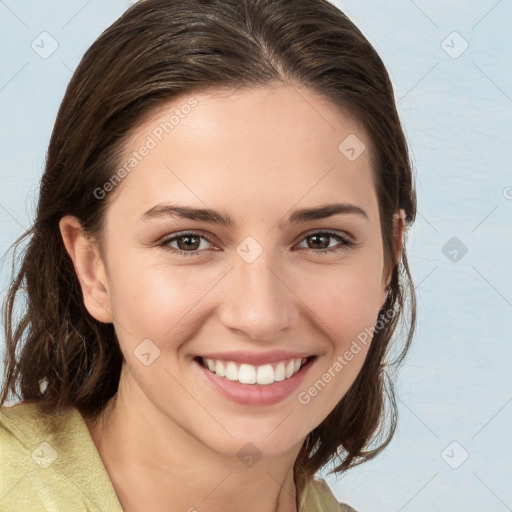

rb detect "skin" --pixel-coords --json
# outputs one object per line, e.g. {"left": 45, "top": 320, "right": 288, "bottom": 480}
{"left": 60, "top": 83, "right": 404, "bottom": 512}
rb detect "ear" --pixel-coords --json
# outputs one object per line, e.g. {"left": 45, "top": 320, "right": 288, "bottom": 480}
{"left": 59, "top": 215, "right": 113, "bottom": 323}
{"left": 393, "top": 208, "right": 406, "bottom": 266}
{"left": 382, "top": 208, "right": 406, "bottom": 290}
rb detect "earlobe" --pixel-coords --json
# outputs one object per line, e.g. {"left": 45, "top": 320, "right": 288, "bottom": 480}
{"left": 59, "top": 215, "right": 113, "bottom": 323}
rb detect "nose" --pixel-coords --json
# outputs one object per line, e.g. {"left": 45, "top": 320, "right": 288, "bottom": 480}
{"left": 217, "top": 250, "right": 298, "bottom": 342}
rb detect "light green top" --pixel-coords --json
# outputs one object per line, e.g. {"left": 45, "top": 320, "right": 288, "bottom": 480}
{"left": 0, "top": 402, "right": 356, "bottom": 511}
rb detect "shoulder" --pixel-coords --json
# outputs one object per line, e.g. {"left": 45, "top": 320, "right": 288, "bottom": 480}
{"left": 0, "top": 401, "right": 76, "bottom": 510}
{"left": 0, "top": 401, "right": 122, "bottom": 511}
{"left": 300, "top": 477, "right": 358, "bottom": 512}
{"left": 0, "top": 400, "right": 78, "bottom": 470}
{"left": 0, "top": 400, "right": 82, "bottom": 462}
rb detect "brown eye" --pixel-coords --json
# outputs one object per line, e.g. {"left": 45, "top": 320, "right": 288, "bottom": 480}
{"left": 159, "top": 232, "right": 213, "bottom": 256}
{"left": 306, "top": 234, "right": 331, "bottom": 250}
{"left": 175, "top": 235, "right": 201, "bottom": 251}
{"left": 296, "top": 231, "right": 353, "bottom": 255}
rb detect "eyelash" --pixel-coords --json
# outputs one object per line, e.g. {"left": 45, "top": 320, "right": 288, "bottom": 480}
{"left": 158, "top": 230, "right": 354, "bottom": 257}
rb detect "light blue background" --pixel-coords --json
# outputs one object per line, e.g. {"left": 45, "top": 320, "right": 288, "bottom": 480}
{"left": 1, "top": 1, "right": 511, "bottom": 511}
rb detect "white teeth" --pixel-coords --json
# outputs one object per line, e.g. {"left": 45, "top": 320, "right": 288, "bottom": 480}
{"left": 256, "top": 364, "right": 274, "bottom": 385}
{"left": 225, "top": 361, "right": 238, "bottom": 381}
{"left": 274, "top": 362, "right": 286, "bottom": 381}
{"left": 285, "top": 360, "right": 295, "bottom": 378}
{"left": 215, "top": 360, "right": 225, "bottom": 377}
{"left": 201, "top": 357, "right": 307, "bottom": 385}
{"left": 239, "top": 364, "right": 257, "bottom": 384}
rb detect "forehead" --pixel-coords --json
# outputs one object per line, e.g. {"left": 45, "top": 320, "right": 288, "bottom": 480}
{"left": 108, "top": 84, "right": 377, "bottom": 220}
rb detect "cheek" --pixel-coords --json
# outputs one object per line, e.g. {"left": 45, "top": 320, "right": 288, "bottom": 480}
{"left": 293, "top": 260, "right": 384, "bottom": 341}
{"left": 290, "top": 263, "right": 383, "bottom": 415}
{"left": 107, "top": 252, "right": 225, "bottom": 345}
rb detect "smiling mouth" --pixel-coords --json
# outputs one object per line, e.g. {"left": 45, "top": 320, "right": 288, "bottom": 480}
{"left": 194, "top": 356, "right": 316, "bottom": 386}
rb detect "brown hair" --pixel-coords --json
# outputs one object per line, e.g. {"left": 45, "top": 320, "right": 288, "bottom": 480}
{"left": 1, "top": 0, "right": 416, "bottom": 499}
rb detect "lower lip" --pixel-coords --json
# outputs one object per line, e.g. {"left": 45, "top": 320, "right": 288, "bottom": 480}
{"left": 194, "top": 357, "right": 315, "bottom": 406}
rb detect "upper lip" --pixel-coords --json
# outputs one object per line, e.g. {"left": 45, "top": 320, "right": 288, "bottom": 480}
{"left": 196, "top": 350, "right": 315, "bottom": 366}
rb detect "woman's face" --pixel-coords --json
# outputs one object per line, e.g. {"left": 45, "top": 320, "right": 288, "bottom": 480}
{"left": 83, "top": 84, "right": 390, "bottom": 458}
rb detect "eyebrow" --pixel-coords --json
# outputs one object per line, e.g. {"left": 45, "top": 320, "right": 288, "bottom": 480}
{"left": 140, "top": 203, "right": 235, "bottom": 226}
{"left": 140, "top": 202, "right": 368, "bottom": 226}
{"left": 287, "top": 203, "right": 368, "bottom": 223}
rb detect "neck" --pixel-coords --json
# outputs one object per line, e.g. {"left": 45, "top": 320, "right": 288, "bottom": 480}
{"left": 82, "top": 369, "right": 300, "bottom": 512}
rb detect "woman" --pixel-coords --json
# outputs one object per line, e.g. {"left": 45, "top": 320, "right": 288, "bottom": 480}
{"left": 0, "top": 0, "right": 416, "bottom": 510}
